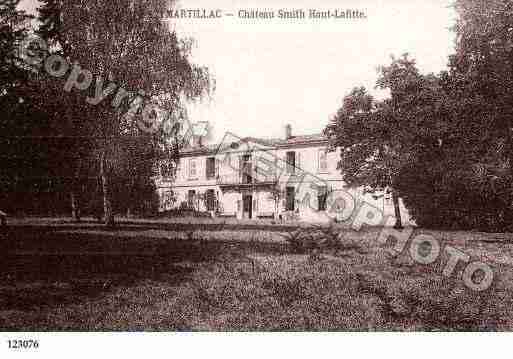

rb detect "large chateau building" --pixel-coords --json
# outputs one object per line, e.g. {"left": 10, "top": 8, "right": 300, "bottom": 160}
{"left": 154, "top": 125, "right": 412, "bottom": 224}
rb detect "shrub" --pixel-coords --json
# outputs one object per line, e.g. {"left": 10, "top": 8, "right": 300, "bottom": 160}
{"left": 279, "top": 224, "right": 364, "bottom": 258}
{"left": 397, "top": 160, "right": 513, "bottom": 232}
{"left": 278, "top": 228, "right": 320, "bottom": 254}
{"left": 311, "top": 223, "right": 365, "bottom": 256}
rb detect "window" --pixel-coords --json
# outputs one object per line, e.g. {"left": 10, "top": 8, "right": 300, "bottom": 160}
{"left": 286, "top": 186, "right": 295, "bottom": 211}
{"left": 241, "top": 155, "right": 253, "bottom": 184}
{"left": 255, "top": 154, "right": 275, "bottom": 181}
{"left": 317, "top": 186, "right": 328, "bottom": 211}
{"left": 188, "top": 159, "right": 197, "bottom": 178}
{"left": 206, "top": 189, "right": 215, "bottom": 211}
{"left": 162, "top": 191, "right": 175, "bottom": 210}
{"left": 286, "top": 151, "right": 296, "bottom": 174}
{"left": 206, "top": 157, "right": 216, "bottom": 179}
{"left": 187, "top": 190, "right": 196, "bottom": 208}
{"left": 318, "top": 150, "right": 328, "bottom": 173}
{"left": 385, "top": 190, "right": 392, "bottom": 205}
{"left": 160, "top": 161, "right": 175, "bottom": 178}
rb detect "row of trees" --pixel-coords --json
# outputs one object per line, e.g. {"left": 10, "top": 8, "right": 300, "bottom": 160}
{"left": 1, "top": 0, "right": 211, "bottom": 224}
{"left": 326, "top": 0, "right": 513, "bottom": 231}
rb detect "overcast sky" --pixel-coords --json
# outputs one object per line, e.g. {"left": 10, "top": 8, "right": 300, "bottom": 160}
{"left": 19, "top": 0, "right": 456, "bottom": 142}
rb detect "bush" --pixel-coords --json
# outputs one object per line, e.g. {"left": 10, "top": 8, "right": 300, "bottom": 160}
{"left": 279, "top": 229, "right": 319, "bottom": 254}
{"left": 158, "top": 202, "right": 212, "bottom": 218}
{"left": 397, "top": 159, "right": 513, "bottom": 232}
{"left": 279, "top": 224, "right": 364, "bottom": 258}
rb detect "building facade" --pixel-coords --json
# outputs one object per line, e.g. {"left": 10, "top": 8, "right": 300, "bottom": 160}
{"left": 155, "top": 126, "right": 412, "bottom": 224}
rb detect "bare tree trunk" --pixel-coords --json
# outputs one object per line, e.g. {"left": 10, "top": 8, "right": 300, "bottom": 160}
{"left": 71, "top": 160, "right": 81, "bottom": 222}
{"left": 92, "top": 177, "right": 103, "bottom": 223}
{"left": 70, "top": 191, "right": 80, "bottom": 222}
{"left": 392, "top": 191, "right": 403, "bottom": 229}
{"left": 505, "top": 128, "right": 513, "bottom": 230}
{"left": 126, "top": 178, "right": 134, "bottom": 219}
{"left": 100, "top": 150, "right": 115, "bottom": 227}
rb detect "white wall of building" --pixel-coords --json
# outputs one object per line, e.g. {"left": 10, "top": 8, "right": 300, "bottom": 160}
{"left": 154, "top": 139, "right": 414, "bottom": 225}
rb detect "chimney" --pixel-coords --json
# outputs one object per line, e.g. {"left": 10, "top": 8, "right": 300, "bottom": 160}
{"left": 285, "top": 124, "right": 292, "bottom": 140}
{"left": 192, "top": 135, "right": 203, "bottom": 147}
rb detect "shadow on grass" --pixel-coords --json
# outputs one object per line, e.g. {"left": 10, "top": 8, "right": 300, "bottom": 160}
{"left": 0, "top": 224, "right": 286, "bottom": 313}
{"left": 6, "top": 218, "right": 328, "bottom": 234}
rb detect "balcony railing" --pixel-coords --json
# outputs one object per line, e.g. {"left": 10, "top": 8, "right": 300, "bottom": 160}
{"left": 216, "top": 173, "right": 278, "bottom": 188}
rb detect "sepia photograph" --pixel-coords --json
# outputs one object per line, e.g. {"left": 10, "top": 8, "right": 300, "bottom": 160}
{"left": 1, "top": 0, "right": 513, "bottom": 355}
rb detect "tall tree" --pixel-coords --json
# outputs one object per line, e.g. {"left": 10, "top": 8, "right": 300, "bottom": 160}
{"left": 394, "top": 0, "right": 513, "bottom": 230}
{"left": 0, "top": 1, "right": 38, "bottom": 215}
{"left": 36, "top": 0, "right": 211, "bottom": 225}
{"left": 325, "top": 85, "right": 408, "bottom": 228}
{"left": 0, "top": 0, "right": 33, "bottom": 96}
{"left": 450, "top": 0, "right": 513, "bottom": 225}
{"left": 325, "top": 56, "right": 454, "bottom": 229}
{"left": 326, "top": 2, "right": 513, "bottom": 231}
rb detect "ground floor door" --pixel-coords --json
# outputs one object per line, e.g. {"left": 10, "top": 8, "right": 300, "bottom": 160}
{"left": 243, "top": 195, "right": 253, "bottom": 219}
{"left": 286, "top": 186, "right": 295, "bottom": 211}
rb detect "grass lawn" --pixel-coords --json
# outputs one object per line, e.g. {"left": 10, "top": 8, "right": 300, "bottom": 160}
{"left": 1, "top": 219, "right": 513, "bottom": 331}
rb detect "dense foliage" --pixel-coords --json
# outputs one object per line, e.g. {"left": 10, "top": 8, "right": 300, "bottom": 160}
{"left": 326, "top": 0, "right": 513, "bottom": 231}
{"left": 1, "top": 0, "right": 211, "bottom": 221}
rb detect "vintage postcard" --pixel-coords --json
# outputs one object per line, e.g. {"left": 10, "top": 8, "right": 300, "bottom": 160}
{"left": 1, "top": 0, "right": 512, "bottom": 356}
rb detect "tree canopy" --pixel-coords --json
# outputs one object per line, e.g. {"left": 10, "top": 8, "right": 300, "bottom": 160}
{"left": 0, "top": 0, "right": 211, "bottom": 221}
{"left": 326, "top": 0, "right": 513, "bottom": 231}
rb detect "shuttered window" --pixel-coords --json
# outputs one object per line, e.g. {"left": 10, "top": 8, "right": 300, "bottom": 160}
{"left": 188, "top": 159, "right": 197, "bottom": 178}
{"left": 286, "top": 151, "right": 296, "bottom": 174}
{"left": 318, "top": 186, "right": 328, "bottom": 211}
{"left": 206, "top": 189, "right": 215, "bottom": 211}
{"left": 206, "top": 157, "right": 216, "bottom": 179}
{"left": 286, "top": 186, "right": 295, "bottom": 211}
{"left": 187, "top": 190, "right": 196, "bottom": 208}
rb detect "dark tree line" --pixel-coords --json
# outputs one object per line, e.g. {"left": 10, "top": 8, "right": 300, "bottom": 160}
{"left": 326, "top": 0, "right": 513, "bottom": 231}
{"left": 0, "top": 0, "right": 211, "bottom": 223}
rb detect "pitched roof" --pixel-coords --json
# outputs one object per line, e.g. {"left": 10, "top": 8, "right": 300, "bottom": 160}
{"left": 181, "top": 133, "right": 328, "bottom": 156}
